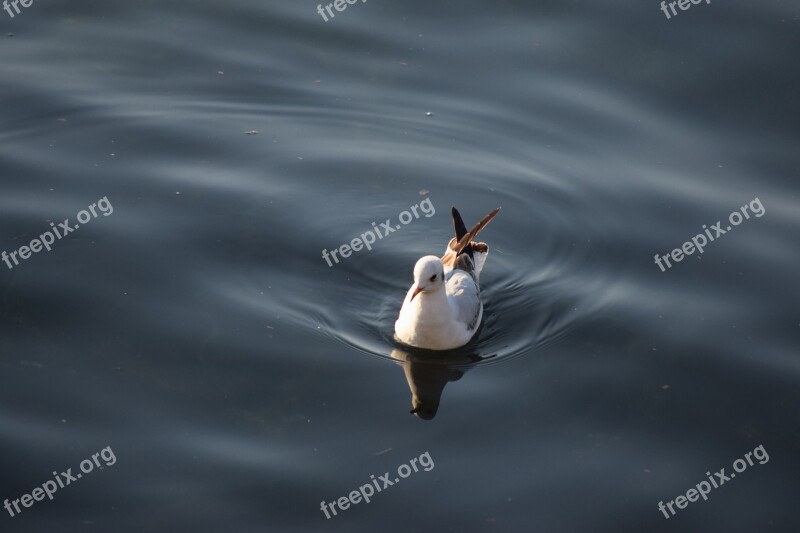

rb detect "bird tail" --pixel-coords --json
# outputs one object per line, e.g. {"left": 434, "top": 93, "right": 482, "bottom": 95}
{"left": 441, "top": 207, "right": 501, "bottom": 278}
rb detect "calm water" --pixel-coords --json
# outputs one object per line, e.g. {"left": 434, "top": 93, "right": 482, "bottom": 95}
{"left": 1, "top": 0, "right": 798, "bottom": 531}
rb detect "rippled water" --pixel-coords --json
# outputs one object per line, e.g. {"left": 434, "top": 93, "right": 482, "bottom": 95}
{"left": 1, "top": 1, "right": 798, "bottom": 531}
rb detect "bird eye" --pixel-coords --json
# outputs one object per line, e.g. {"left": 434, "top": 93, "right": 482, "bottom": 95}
{"left": 429, "top": 274, "right": 437, "bottom": 282}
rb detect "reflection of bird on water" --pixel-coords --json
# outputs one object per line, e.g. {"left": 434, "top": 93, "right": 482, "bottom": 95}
{"left": 390, "top": 348, "right": 493, "bottom": 420}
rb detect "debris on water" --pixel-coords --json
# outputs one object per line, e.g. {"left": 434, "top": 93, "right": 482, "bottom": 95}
{"left": 419, "top": 189, "right": 429, "bottom": 196}
{"left": 661, "top": 384, "right": 670, "bottom": 390}
{"left": 244, "top": 130, "right": 258, "bottom": 135}
{"left": 425, "top": 111, "right": 433, "bottom": 116}
{"left": 374, "top": 448, "right": 393, "bottom": 456}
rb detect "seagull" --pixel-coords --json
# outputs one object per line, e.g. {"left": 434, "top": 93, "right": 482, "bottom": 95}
{"left": 394, "top": 206, "right": 501, "bottom": 350}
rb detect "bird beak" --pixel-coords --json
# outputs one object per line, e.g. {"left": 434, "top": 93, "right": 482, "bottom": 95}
{"left": 410, "top": 285, "right": 423, "bottom": 301}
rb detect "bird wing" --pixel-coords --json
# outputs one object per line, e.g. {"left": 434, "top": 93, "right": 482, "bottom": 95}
{"left": 445, "top": 270, "right": 482, "bottom": 331}
{"left": 441, "top": 207, "right": 500, "bottom": 278}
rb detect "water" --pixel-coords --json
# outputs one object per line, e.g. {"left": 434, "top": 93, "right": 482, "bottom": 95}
{"left": 1, "top": 0, "right": 798, "bottom": 531}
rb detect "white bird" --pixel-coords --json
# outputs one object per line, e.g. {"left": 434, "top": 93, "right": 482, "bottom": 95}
{"left": 394, "top": 206, "right": 501, "bottom": 350}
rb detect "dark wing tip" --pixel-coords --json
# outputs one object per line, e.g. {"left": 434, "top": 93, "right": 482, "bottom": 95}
{"left": 451, "top": 207, "right": 472, "bottom": 260}
{"left": 452, "top": 207, "right": 501, "bottom": 257}
{"left": 451, "top": 207, "right": 468, "bottom": 239}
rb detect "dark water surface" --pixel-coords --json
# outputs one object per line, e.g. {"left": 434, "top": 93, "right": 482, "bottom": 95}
{"left": 1, "top": 0, "right": 799, "bottom": 531}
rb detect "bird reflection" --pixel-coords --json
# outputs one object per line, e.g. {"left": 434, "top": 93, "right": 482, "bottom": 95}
{"left": 390, "top": 348, "right": 493, "bottom": 420}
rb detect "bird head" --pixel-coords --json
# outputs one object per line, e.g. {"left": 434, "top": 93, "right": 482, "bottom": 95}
{"left": 410, "top": 256, "right": 445, "bottom": 300}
